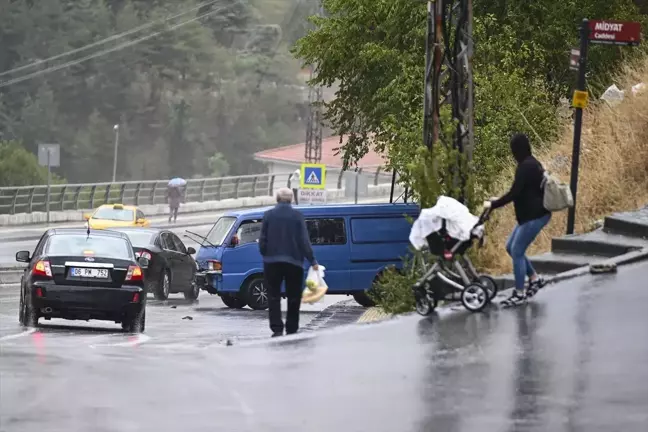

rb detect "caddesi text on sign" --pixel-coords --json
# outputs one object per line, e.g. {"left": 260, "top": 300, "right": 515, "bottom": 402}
{"left": 588, "top": 20, "right": 641, "bottom": 45}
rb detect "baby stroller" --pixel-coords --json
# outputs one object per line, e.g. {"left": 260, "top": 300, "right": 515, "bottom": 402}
{"left": 409, "top": 197, "right": 497, "bottom": 314}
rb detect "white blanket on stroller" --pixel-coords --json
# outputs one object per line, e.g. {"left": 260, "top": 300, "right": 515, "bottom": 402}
{"left": 409, "top": 196, "right": 480, "bottom": 250}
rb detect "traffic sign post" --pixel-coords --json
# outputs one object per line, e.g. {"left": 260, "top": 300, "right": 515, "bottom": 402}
{"left": 38, "top": 144, "right": 60, "bottom": 225}
{"left": 566, "top": 18, "right": 641, "bottom": 235}
{"left": 300, "top": 163, "right": 326, "bottom": 189}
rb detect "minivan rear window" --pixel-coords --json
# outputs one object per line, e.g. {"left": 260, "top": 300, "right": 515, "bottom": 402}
{"left": 350, "top": 216, "right": 412, "bottom": 243}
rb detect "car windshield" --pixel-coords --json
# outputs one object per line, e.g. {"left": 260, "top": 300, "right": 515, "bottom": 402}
{"left": 119, "top": 231, "right": 155, "bottom": 248}
{"left": 206, "top": 217, "right": 236, "bottom": 245}
{"left": 47, "top": 235, "right": 133, "bottom": 259}
{"left": 92, "top": 207, "right": 134, "bottom": 221}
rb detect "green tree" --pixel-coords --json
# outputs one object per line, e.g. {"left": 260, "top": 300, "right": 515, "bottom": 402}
{"left": 0, "top": 140, "right": 64, "bottom": 186}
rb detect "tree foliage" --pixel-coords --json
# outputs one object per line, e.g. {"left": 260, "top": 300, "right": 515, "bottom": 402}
{"left": 0, "top": 140, "right": 64, "bottom": 187}
{"left": 0, "top": 0, "right": 313, "bottom": 184}
{"left": 293, "top": 0, "right": 646, "bottom": 206}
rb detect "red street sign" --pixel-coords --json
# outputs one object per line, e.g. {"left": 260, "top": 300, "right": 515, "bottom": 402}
{"left": 589, "top": 20, "right": 642, "bottom": 45}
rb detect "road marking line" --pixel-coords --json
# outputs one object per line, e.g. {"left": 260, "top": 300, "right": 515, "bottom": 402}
{"left": 89, "top": 333, "right": 151, "bottom": 348}
{"left": 0, "top": 328, "right": 36, "bottom": 341}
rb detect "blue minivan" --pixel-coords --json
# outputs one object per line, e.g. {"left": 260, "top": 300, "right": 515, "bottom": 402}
{"left": 194, "top": 203, "right": 420, "bottom": 309}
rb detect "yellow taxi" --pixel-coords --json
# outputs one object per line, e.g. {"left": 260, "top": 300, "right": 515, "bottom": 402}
{"left": 84, "top": 204, "right": 151, "bottom": 230}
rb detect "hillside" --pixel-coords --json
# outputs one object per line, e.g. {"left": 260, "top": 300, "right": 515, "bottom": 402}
{"left": 477, "top": 57, "right": 648, "bottom": 274}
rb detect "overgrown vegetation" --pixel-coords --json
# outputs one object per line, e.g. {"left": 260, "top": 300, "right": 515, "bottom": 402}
{"left": 0, "top": 0, "right": 322, "bottom": 186}
{"left": 477, "top": 58, "right": 648, "bottom": 274}
{"left": 294, "top": 0, "right": 648, "bottom": 313}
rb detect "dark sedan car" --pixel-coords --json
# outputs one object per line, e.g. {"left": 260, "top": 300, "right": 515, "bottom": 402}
{"left": 16, "top": 228, "right": 148, "bottom": 333}
{"left": 108, "top": 228, "right": 198, "bottom": 301}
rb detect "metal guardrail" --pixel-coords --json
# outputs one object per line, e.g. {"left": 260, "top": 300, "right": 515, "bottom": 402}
{"left": 0, "top": 168, "right": 394, "bottom": 215}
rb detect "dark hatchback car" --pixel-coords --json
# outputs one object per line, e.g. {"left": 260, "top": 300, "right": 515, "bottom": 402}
{"left": 15, "top": 228, "right": 149, "bottom": 333}
{"left": 108, "top": 228, "right": 198, "bottom": 301}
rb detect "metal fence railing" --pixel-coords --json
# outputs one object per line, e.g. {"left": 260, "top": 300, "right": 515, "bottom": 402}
{"left": 0, "top": 168, "right": 394, "bottom": 215}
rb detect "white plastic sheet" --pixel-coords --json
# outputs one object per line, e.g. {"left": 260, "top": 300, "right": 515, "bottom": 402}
{"left": 409, "top": 196, "right": 479, "bottom": 250}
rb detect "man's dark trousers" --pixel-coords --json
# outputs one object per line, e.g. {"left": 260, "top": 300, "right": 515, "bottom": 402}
{"left": 264, "top": 262, "right": 304, "bottom": 334}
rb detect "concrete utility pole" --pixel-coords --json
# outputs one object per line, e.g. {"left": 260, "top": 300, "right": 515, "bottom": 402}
{"left": 304, "top": 2, "right": 324, "bottom": 163}
{"left": 422, "top": 0, "right": 474, "bottom": 201}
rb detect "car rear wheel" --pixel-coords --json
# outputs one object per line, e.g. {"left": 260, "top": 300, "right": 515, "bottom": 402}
{"left": 243, "top": 277, "right": 268, "bottom": 310}
{"left": 20, "top": 293, "right": 39, "bottom": 328}
{"left": 220, "top": 293, "right": 246, "bottom": 309}
{"left": 154, "top": 270, "right": 170, "bottom": 300}
{"left": 122, "top": 309, "right": 146, "bottom": 333}
{"left": 184, "top": 281, "right": 200, "bottom": 301}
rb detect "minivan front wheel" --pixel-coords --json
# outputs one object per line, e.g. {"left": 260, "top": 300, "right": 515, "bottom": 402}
{"left": 243, "top": 277, "right": 268, "bottom": 310}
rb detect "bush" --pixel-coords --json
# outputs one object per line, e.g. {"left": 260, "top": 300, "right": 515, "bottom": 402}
{"left": 370, "top": 249, "right": 432, "bottom": 314}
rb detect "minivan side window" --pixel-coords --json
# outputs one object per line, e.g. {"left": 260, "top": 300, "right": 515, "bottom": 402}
{"left": 350, "top": 216, "right": 412, "bottom": 243}
{"left": 305, "top": 218, "right": 346, "bottom": 245}
{"left": 236, "top": 220, "right": 262, "bottom": 246}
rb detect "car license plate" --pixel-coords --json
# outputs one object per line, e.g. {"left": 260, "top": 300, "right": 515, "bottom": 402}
{"left": 70, "top": 268, "right": 109, "bottom": 278}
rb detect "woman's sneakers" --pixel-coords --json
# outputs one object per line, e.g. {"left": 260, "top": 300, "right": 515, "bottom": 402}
{"left": 526, "top": 277, "right": 546, "bottom": 298}
{"left": 501, "top": 289, "right": 527, "bottom": 307}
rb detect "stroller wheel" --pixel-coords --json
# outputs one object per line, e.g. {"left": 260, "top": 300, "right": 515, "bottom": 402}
{"left": 461, "top": 283, "right": 489, "bottom": 312}
{"left": 414, "top": 288, "right": 436, "bottom": 316}
{"left": 478, "top": 275, "right": 498, "bottom": 301}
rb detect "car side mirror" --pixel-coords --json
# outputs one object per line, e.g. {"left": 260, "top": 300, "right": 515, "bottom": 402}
{"left": 230, "top": 235, "right": 239, "bottom": 247}
{"left": 83, "top": 213, "right": 91, "bottom": 221}
{"left": 15, "top": 250, "right": 30, "bottom": 263}
{"left": 136, "top": 218, "right": 146, "bottom": 224}
{"left": 187, "top": 247, "right": 196, "bottom": 255}
{"left": 138, "top": 257, "right": 150, "bottom": 269}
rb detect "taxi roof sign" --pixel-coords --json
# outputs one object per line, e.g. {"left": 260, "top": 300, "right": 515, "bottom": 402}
{"left": 300, "top": 163, "right": 326, "bottom": 189}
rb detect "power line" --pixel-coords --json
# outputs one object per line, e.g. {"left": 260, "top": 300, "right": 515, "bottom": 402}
{"left": 0, "top": 5, "right": 229, "bottom": 89}
{"left": 0, "top": 0, "right": 224, "bottom": 79}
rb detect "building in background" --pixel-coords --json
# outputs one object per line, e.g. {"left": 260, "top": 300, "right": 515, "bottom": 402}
{"left": 254, "top": 136, "right": 387, "bottom": 192}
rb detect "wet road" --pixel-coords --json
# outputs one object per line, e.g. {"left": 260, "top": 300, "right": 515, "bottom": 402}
{"left": 1, "top": 261, "right": 647, "bottom": 432}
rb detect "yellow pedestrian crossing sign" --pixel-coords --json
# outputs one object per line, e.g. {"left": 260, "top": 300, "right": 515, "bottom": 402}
{"left": 300, "top": 163, "right": 326, "bottom": 189}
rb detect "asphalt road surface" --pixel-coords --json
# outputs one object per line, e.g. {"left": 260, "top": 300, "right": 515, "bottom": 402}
{"left": 1, "top": 255, "right": 647, "bottom": 431}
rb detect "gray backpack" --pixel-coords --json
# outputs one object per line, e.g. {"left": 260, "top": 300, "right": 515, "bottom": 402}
{"left": 541, "top": 171, "right": 574, "bottom": 212}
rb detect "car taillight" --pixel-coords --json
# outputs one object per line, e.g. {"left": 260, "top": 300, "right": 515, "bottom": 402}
{"left": 131, "top": 292, "right": 140, "bottom": 303}
{"left": 135, "top": 250, "right": 152, "bottom": 260}
{"left": 33, "top": 260, "right": 52, "bottom": 278}
{"left": 125, "top": 265, "right": 143, "bottom": 281}
{"left": 35, "top": 287, "right": 44, "bottom": 297}
{"left": 207, "top": 260, "right": 222, "bottom": 272}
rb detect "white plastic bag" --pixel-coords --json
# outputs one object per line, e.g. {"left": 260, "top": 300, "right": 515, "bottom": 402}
{"left": 303, "top": 265, "right": 328, "bottom": 304}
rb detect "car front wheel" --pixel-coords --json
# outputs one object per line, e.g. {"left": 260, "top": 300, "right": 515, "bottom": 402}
{"left": 184, "top": 281, "right": 200, "bottom": 301}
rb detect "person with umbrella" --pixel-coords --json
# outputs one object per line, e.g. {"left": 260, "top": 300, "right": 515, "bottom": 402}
{"left": 167, "top": 178, "right": 186, "bottom": 223}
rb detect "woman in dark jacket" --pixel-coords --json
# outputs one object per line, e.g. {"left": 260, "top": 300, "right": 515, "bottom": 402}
{"left": 485, "top": 133, "right": 550, "bottom": 306}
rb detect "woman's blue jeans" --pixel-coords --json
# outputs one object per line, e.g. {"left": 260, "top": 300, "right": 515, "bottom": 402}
{"left": 506, "top": 214, "right": 551, "bottom": 291}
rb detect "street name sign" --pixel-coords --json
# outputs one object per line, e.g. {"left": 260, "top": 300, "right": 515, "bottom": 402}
{"left": 298, "top": 189, "right": 327, "bottom": 205}
{"left": 588, "top": 20, "right": 641, "bottom": 45}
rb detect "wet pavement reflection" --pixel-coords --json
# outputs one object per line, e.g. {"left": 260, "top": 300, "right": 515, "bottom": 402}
{"left": 1, "top": 261, "right": 647, "bottom": 432}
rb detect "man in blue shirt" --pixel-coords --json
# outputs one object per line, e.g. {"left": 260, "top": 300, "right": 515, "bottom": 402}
{"left": 259, "top": 188, "right": 318, "bottom": 337}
